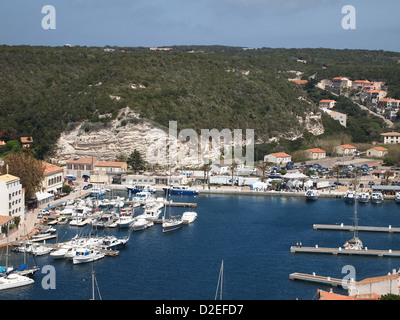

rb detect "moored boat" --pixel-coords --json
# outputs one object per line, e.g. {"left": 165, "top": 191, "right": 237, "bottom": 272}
{"left": 181, "top": 211, "right": 197, "bottom": 224}
{"left": 130, "top": 217, "right": 154, "bottom": 231}
{"left": 72, "top": 248, "right": 105, "bottom": 264}
{"left": 371, "top": 192, "right": 384, "bottom": 204}
{"left": 163, "top": 185, "right": 198, "bottom": 195}
{"left": 344, "top": 190, "right": 356, "bottom": 203}
{"left": 305, "top": 189, "right": 319, "bottom": 201}
{"left": 357, "top": 192, "right": 370, "bottom": 204}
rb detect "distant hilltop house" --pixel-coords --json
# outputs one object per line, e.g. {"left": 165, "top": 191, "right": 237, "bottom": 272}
{"left": 264, "top": 152, "right": 292, "bottom": 165}
{"left": 320, "top": 108, "right": 347, "bottom": 127}
{"left": 306, "top": 148, "right": 326, "bottom": 160}
{"left": 352, "top": 80, "right": 382, "bottom": 93}
{"left": 331, "top": 77, "right": 352, "bottom": 94}
{"left": 319, "top": 99, "right": 336, "bottom": 109}
{"left": 0, "top": 140, "right": 5, "bottom": 146}
{"left": 335, "top": 144, "right": 357, "bottom": 156}
{"left": 381, "top": 132, "right": 400, "bottom": 144}
{"left": 366, "top": 146, "right": 388, "bottom": 158}
{"left": 20, "top": 136, "right": 33, "bottom": 148}
{"left": 149, "top": 47, "right": 172, "bottom": 51}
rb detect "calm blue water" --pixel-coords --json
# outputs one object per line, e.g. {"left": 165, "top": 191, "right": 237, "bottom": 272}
{"left": 1, "top": 192, "right": 400, "bottom": 300}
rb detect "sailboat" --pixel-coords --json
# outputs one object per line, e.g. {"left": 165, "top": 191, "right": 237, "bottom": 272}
{"left": 215, "top": 260, "right": 224, "bottom": 300}
{"left": 90, "top": 270, "right": 102, "bottom": 300}
{"left": 162, "top": 169, "right": 183, "bottom": 233}
{"left": 0, "top": 221, "right": 34, "bottom": 291}
{"left": 343, "top": 173, "right": 363, "bottom": 250}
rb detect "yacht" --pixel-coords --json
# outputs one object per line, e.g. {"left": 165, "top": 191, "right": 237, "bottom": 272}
{"left": 344, "top": 190, "right": 356, "bottom": 203}
{"left": 305, "top": 189, "right": 319, "bottom": 201}
{"left": 50, "top": 244, "right": 74, "bottom": 259}
{"left": 163, "top": 185, "right": 198, "bottom": 195}
{"left": 371, "top": 192, "right": 384, "bottom": 204}
{"left": 69, "top": 217, "right": 83, "bottom": 226}
{"left": 115, "top": 215, "right": 135, "bottom": 228}
{"left": 142, "top": 207, "right": 162, "bottom": 221}
{"left": 90, "top": 187, "right": 107, "bottom": 198}
{"left": 92, "top": 214, "right": 115, "bottom": 228}
{"left": 131, "top": 217, "right": 154, "bottom": 231}
{"left": 181, "top": 211, "right": 197, "bottom": 224}
{"left": 100, "top": 236, "right": 129, "bottom": 250}
{"left": 127, "top": 184, "right": 156, "bottom": 195}
{"left": 357, "top": 192, "right": 370, "bottom": 204}
{"left": 72, "top": 248, "right": 105, "bottom": 264}
{"left": 0, "top": 273, "right": 34, "bottom": 291}
{"left": 132, "top": 191, "right": 152, "bottom": 203}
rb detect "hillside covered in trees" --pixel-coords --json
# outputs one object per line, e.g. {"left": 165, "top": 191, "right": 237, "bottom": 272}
{"left": 0, "top": 45, "right": 399, "bottom": 160}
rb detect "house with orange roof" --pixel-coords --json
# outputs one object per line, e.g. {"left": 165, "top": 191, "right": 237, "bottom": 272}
{"left": 318, "top": 99, "right": 336, "bottom": 109}
{"left": 347, "top": 271, "right": 400, "bottom": 297}
{"left": 42, "top": 162, "right": 64, "bottom": 194}
{"left": 381, "top": 132, "right": 400, "bottom": 144}
{"left": 20, "top": 136, "right": 33, "bottom": 148}
{"left": 264, "top": 152, "right": 292, "bottom": 165}
{"left": 366, "top": 146, "right": 388, "bottom": 158}
{"left": 306, "top": 148, "right": 326, "bottom": 160}
{"left": 317, "top": 289, "right": 380, "bottom": 300}
{"left": 335, "top": 144, "right": 357, "bottom": 156}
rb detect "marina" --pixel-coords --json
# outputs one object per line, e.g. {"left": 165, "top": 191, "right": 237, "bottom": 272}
{"left": 1, "top": 192, "right": 400, "bottom": 300}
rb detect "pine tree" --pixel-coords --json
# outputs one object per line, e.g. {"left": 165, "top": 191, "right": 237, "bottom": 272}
{"left": 127, "top": 149, "right": 145, "bottom": 173}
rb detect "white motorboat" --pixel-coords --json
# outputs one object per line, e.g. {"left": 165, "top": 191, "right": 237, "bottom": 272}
{"left": 31, "top": 243, "right": 53, "bottom": 256}
{"left": 73, "top": 248, "right": 105, "bottom": 264}
{"left": 92, "top": 214, "right": 115, "bottom": 228}
{"left": 131, "top": 217, "right": 154, "bottom": 231}
{"left": 50, "top": 245, "right": 73, "bottom": 259}
{"left": 343, "top": 236, "right": 363, "bottom": 250}
{"left": 100, "top": 236, "right": 129, "bottom": 250}
{"left": 115, "top": 215, "right": 135, "bottom": 228}
{"left": 0, "top": 273, "right": 34, "bottom": 291}
{"left": 305, "top": 189, "right": 319, "bottom": 201}
{"left": 132, "top": 191, "right": 152, "bottom": 203}
{"left": 181, "top": 211, "right": 197, "bottom": 224}
{"left": 69, "top": 217, "right": 83, "bottom": 226}
{"left": 344, "top": 190, "right": 356, "bottom": 203}
{"left": 142, "top": 207, "right": 162, "bottom": 221}
{"left": 358, "top": 192, "right": 370, "bottom": 203}
{"left": 371, "top": 192, "right": 384, "bottom": 204}
{"left": 395, "top": 192, "right": 400, "bottom": 203}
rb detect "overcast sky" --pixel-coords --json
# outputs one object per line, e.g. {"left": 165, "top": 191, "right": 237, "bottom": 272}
{"left": 1, "top": 0, "right": 399, "bottom": 51}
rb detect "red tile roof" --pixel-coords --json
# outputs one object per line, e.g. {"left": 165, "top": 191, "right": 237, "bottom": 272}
{"left": 338, "top": 144, "right": 356, "bottom": 149}
{"left": 270, "top": 152, "right": 291, "bottom": 158}
{"left": 307, "top": 148, "right": 326, "bottom": 153}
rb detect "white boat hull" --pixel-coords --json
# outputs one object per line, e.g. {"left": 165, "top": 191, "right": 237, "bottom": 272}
{"left": 73, "top": 252, "right": 105, "bottom": 264}
{"left": 162, "top": 220, "right": 183, "bottom": 233}
{"left": 0, "top": 274, "right": 34, "bottom": 291}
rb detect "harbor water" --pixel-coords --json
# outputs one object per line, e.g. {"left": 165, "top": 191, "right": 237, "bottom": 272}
{"left": 1, "top": 191, "right": 400, "bottom": 300}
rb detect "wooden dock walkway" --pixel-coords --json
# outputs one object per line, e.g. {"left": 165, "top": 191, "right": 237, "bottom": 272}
{"left": 289, "top": 272, "right": 353, "bottom": 288}
{"left": 313, "top": 224, "right": 400, "bottom": 233}
{"left": 290, "top": 245, "right": 400, "bottom": 257}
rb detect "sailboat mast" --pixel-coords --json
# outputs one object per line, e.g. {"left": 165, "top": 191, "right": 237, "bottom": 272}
{"left": 353, "top": 169, "right": 359, "bottom": 239}
{"left": 215, "top": 260, "right": 224, "bottom": 300}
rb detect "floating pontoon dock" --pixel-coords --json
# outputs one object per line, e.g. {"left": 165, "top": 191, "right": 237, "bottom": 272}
{"left": 289, "top": 272, "right": 353, "bottom": 288}
{"left": 290, "top": 245, "right": 400, "bottom": 257}
{"left": 313, "top": 224, "right": 400, "bottom": 234}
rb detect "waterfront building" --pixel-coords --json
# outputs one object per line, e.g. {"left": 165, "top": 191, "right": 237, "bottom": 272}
{"left": 65, "top": 157, "right": 95, "bottom": 178}
{"left": 120, "top": 174, "right": 187, "bottom": 186}
{"left": 42, "top": 162, "right": 64, "bottom": 194}
{"left": 366, "top": 146, "right": 388, "bottom": 158}
{"left": 0, "top": 174, "right": 25, "bottom": 222}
